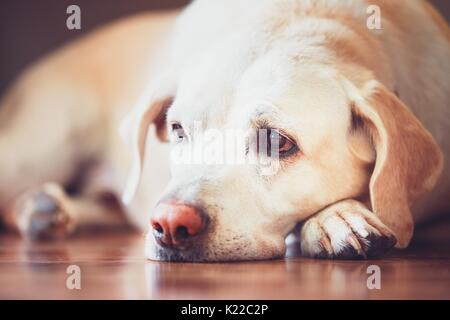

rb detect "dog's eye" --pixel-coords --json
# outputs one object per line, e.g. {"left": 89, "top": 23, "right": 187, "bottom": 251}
{"left": 269, "top": 129, "right": 298, "bottom": 157}
{"left": 170, "top": 123, "right": 187, "bottom": 142}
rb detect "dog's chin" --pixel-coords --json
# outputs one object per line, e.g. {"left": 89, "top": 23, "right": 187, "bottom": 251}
{"left": 148, "top": 246, "right": 285, "bottom": 262}
{"left": 151, "top": 246, "right": 212, "bottom": 262}
{"left": 144, "top": 233, "right": 286, "bottom": 262}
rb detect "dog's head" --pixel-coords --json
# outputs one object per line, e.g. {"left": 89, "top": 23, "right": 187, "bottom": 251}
{"left": 122, "top": 1, "right": 443, "bottom": 261}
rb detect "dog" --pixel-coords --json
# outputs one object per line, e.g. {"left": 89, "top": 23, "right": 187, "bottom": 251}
{"left": 0, "top": 0, "right": 449, "bottom": 261}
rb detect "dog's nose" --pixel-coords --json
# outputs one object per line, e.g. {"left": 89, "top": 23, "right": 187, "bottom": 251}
{"left": 151, "top": 201, "right": 207, "bottom": 247}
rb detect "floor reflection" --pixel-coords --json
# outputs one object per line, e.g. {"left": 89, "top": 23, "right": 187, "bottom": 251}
{"left": 0, "top": 229, "right": 449, "bottom": 299}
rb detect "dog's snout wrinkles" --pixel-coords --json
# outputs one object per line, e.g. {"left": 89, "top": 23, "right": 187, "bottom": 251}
{"left": 151, "top": 201, "right": 207, "bottom": 247}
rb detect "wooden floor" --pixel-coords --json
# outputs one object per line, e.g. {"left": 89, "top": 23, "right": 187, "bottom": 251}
{"left": 0, "top": 220, "right": 449, "bottom": 300}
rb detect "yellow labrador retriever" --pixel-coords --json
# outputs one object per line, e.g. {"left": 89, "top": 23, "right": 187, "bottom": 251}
{"left": 0, "top": 0, "right": 449, "bottom": 261}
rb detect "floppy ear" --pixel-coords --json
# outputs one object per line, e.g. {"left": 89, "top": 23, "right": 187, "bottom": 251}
{"left": 121, "top": 93, "right": 173, "bottom": 204}
{"left": 348, "top": 81, "right": 443, "bottom": 247}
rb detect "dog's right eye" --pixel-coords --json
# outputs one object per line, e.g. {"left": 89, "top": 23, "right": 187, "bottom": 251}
{"left": 170, "top": 123, "right": 187, "bottom": 143}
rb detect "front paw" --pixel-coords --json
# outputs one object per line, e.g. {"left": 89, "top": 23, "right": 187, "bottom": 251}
{"left": 14, "top": 183, "right": 76, "bottom": 240}
{"left": 300, "top": 200, "right": 396, "bottom": 259}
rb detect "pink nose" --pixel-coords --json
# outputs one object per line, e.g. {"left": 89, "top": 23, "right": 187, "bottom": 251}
{"left": 150, "top": 201, "right": 207, "bottom": 247}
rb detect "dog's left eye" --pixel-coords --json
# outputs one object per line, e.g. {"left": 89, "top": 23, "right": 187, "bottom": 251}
{"left": 268, "top": 129, "right": 298, "bottom": 157}
{"left": 170, "top": 123, "right": 187, "bottom": 142}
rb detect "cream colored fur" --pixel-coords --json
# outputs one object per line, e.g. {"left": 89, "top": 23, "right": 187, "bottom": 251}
{"left": 0, "top": 0, "right": 448, "bottom": 261}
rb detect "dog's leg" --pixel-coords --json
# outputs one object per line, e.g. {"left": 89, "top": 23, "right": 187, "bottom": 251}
{"left": 0, "top": 77, "right": 108, "bottom": 235}
{"left": 3, "top": 182, "right": 127, "bottom": 240}
{"left": 299, "top": 200, "right": 397, "bottom": 259}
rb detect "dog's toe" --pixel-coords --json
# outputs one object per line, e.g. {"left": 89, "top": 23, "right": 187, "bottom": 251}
{"left": 15, "top": 183, "right": 75, "bottom": 240}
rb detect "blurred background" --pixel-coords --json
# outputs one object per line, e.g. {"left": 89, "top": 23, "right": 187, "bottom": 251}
{"left": 0, "top": 0, "right": 448, "bottom": 96}
{"left": 0, "top": 0, "right": 188, "bottom": 96}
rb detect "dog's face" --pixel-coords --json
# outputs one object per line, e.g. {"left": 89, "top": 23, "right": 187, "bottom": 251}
{"left": 142, "top": 45, "right": 375, "bottom": 261}
{"left": 123, "top": 1, "right": 443, "bottom": 261}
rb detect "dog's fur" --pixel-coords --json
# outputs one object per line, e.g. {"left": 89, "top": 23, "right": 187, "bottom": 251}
{"left": 0, "top": 0, "right": 449, "bottom": 261}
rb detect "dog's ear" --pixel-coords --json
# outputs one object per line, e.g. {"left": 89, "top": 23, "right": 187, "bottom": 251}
{"left": 347, "top": 81, "right": 443, "bottom": 247}
{"left": 121, "top": 94, "right": 173, "bottom": 204}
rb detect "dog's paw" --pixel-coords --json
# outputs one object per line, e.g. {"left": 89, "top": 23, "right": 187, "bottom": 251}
{"left": 14, "top": 183, "right": 76, "bottom": 240}
{"left": 300, "top": 200, "right": 396, "bottom": 259}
